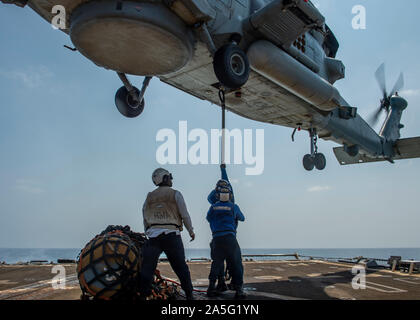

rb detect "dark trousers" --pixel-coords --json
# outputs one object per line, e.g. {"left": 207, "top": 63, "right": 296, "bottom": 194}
{"left": 209, "top": 234, "right": 243, "bottom": 288}
{"left": 139, "top": 232, "right": 193, "bottom": 296}
{"left": 210, "top": 239, "right": 232, "bottom": 282}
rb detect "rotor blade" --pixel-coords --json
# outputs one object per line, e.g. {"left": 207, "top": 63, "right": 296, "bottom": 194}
{"left": 389, "top": 72, "right": 404, "bottom": 97}
{"left": 375, "top": 63, "right": 387, "bottom": 99}
{"left": 368, "top": 107, "right": 384, "bottom": 127}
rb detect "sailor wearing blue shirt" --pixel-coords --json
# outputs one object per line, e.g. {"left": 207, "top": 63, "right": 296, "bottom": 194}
{"left": 206, "top": 183, "right": 246, "bottom": 299}
{"left": 207, "top": 165, "right": 237, "bottom": 292}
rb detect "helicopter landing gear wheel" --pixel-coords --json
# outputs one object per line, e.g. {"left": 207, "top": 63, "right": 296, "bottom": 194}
{"left": 213, "top": 43, "right": 250, "bottom": 89}
{"left": 115, "top": 73, "right": 152, "bottom": 118}
{"left": 115, "top": 86, "right": 144, "bottom": 118}
{"left": 303, "top": 154, "right": 315, "bottom": 171}
{"left": 303, "top": 128, "right": 327, "bottom": 171}
{"left": 314, "top": 153, "right": 326, "bottom": 171}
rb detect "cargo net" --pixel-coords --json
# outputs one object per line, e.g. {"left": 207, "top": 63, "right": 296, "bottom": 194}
{"left": 77, "top": 225, "right": 180, "bottom": 301}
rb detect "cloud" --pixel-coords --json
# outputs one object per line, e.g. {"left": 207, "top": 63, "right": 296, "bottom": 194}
{"left": 229, "top": 178, "right": 251, "bottom": 187}
{"left": 14, "top": 179, "right": 45, "bottom": 194}
{"left": 307, "top": 185, "right": 331, "bottom": 193}
{"left": 400, "top": 89, "right": 420, "bottom": 97}
{"left": 0, "top": 66, "right": 53, "bottom": 88}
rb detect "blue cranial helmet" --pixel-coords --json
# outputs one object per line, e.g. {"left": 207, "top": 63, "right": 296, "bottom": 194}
{"left": 216, "top": 179, "right": 232, "bottom": 190}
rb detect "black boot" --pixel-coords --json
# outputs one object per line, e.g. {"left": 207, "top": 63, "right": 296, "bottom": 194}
{"left": 186, "top": 292, "right": 195, "bottom": 300}
{"left": 227, "top": 281, "right": 235, "bottom": 291}
{"left": 234, "top": 286, "right": 246, "bottom": 300}
{"left": 216, "top": 278, "right": 228, "bottom": 293}
{"left": 207, "top": 280, "right": 218, "bottom": 297}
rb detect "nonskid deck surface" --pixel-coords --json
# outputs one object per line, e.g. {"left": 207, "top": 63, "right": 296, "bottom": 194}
{"left": 0, "top": 260, "right": 419, "bottom": 300}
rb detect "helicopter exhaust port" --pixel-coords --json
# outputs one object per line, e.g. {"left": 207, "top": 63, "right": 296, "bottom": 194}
{"left": 69, "top": 1, "right": 195, "bottom": 76}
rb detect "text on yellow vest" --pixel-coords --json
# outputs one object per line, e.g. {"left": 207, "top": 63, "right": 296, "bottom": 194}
{"left": 144, "top": 186, "right": 183, "bottom": 231}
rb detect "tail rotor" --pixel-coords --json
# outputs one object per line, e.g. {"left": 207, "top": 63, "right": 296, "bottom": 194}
{"left": 369, "top": 63, "right": 404, "bottom": 126}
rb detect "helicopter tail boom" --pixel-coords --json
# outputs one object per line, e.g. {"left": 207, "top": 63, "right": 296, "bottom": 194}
{"left": 334, "top": 136, "right": 420, "bottom": 166}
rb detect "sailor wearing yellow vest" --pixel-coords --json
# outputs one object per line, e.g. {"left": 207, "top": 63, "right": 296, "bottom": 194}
{"left": 139, "top": 168, "right": 195, "bottom": 300}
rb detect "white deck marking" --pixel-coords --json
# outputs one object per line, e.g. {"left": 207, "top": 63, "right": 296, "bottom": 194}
{"left": 394, "top": 278, "right": 419, "bottom": 285}
{"left": 0, "top": 274, "right": 78, "bottom": 300}
{"left": 245, "top": 291, "right": 307, "bottom": 300}
{"left": 0, "top": 280, "right": 18, "bottom": 285}
{"left": 193, "top": 278, "right": 209, "bottom": 283}
{"left": 364, "top": 281, "right": 407, "bottom": 293}
{"left": 254, "top": 275, "right": 283, "bottom": 280}
{"left": 307, "top": 273, "right": 344, "bottom": 279}
{"left": 367, "top": 273, "right": 392, "bottom": 278}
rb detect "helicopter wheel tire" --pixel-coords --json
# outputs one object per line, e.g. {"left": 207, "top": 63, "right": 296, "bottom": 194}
{"left": 213, "top": 43, "right": 250, "bottom": 90}
{"left": 314, "top": 153, "right": 327, "bottom": 171}
{"left": 115, "top": 86, "right": 144, "bottom": 118}
{"left": 303, "top": 154, "right": 315, "bottom": 171}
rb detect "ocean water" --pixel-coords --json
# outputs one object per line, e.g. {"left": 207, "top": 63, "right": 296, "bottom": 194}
{"left": 0, "top": 247, "right": 419, "bottom": 264}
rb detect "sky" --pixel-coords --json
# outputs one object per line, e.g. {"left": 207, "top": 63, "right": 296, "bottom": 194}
{"left": 0, "top": 0, "right": 420, "bottom": 250}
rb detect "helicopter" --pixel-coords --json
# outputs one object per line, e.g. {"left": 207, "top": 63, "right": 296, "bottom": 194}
{"left": 2, "top": 0, "right": 420, "bottom": 170}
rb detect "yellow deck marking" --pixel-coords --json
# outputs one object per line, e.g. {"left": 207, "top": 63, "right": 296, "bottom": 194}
{"left": 307, "top": 273, "right": 322, "bottom": 277}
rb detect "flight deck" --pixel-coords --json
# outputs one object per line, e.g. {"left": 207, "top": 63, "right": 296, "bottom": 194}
{"left": 1, "top": 259, "right": 419, "bottom": 300}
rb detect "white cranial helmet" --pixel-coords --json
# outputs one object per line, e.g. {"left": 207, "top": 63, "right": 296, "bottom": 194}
{"left": 217, "top": 186, "right": 232, "bottom": 202}
{"left": 152, "top": 168, "right": 171, "bottom": 186}
{"left": 219, "top": 192, "right": 231, "bottom": 202}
